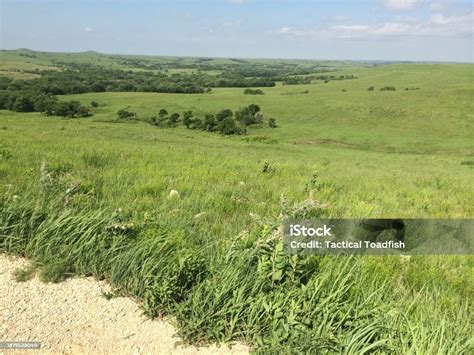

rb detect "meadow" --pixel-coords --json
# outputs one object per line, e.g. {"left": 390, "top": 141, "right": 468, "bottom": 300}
{"left": 0, "top": 49, "right": 473, "bottom": 353}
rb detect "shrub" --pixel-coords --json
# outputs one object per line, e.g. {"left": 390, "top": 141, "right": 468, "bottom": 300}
{"left": 188, "top": 117, "right": 203, "bottom": 130}
{"left": 380, "top": 86, "right": 396, "bottom": 91}
{"left": 168, "top": 113, "right": 180, "bottom": 126}
{"left": 204, "top": 114, "right": 217, "bottom": 132}
{"left": 90, "top": 101, "right": 99, "bottom": 107}
{"left": 54, "top": 101, "right": 91, "bottom": 118}
{"left": 183, "top": 110, "right": 194, "bottom": 128}
{"left": 218, "top": 117, "right": 245, "bottom": 135}
{"left": 235, "top": 104, "right": 262, "bottom": 126}
{"left": 117, "top": 109, "right": 135, "bottom": 119}
{"left": 244, "top": 88, "right": 264, "bottom": 95}
{"left": 216, "top": 109, "right": 233, "bottom": 121}
{"left": 269, "top": 118, "right": 277, "bottom": 128}
{"left": 158, "top": 108, "right": 168, "bottom": 118}
{"left": 368, "top": 86, "right": 375, "bottom": 91}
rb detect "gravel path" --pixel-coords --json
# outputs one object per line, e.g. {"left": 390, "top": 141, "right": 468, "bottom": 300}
{"left": 0, "top": 254, "right": 249, "bottom": 354}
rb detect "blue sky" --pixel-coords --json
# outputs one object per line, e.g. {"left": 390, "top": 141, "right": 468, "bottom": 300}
{"left": 1, "top": 0, "right": 472, "bottom": 62}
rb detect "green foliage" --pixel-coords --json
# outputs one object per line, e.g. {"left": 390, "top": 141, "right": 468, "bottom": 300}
{"left": 215, "top": 108, "right": 233, "bottom": 121}
{"left": 380, "top": 86, "right": 396, "bottom": 91}
{"left": 244, "top": 88, "right": 264, "bottom": 95}
{"left": 54, "top": 101, "right": 91, "bottom": 118}
{"left": 117, "top": 109, "right": 135, "bottom": 119}
{"left": 13, "top": 262, "right": 37, "bottom": 282}
{"left": 269, "top": 118, "right": 277, "bottom": 128}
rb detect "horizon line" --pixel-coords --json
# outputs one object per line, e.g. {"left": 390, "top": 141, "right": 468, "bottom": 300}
{"left": 1, "top": 47, "right": 473, "bottom": 65}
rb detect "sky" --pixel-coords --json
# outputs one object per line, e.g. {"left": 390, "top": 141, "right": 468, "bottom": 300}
{"left": 1, "top": 0, "right": 473, "bottom": 62}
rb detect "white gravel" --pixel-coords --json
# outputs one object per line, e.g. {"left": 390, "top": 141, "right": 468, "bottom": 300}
{"left": 0, "top": 254, "right": 249, "bottom": 355}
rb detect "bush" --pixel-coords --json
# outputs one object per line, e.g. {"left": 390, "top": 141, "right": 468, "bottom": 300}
{"left": 244, "top": 88, "right": 264, "bottom": 95}
{"left": 183, "top": 110, "right": 194, "bottom": 128}
{"left": 235, "top": 104, "right": 262, "bottom": 126}
{"left": 117, "top": 109, "right": 135, "bottom": 119}
{"left": 380, "top": 86, "right": 396, "bottom": 91}
{"left": 158, "top": 108, "right": 168, "bottom": 118}
{"left": 368, "top": 86, "right": 375, "bottom": 91}
{"left": 90, "top": 101, "right": 99, "bottom": 107}
{"left": 169, "top": 113, "right": 180, "bottom": 126}
{"left": 54, "top": 101, "right": 91, "bottom": 118}
{"left": 269, "top": 118, "right": 277, "bottom": 128}
{"left": 216, "top": 109, "right": 233, "bottom": 121}
{"left": 188, "top": 117, "right": 203, "bottom": 130}
{"left": 204, "top": 114, "right": 217, "bottom": 132}
{"left": 218, "top": 117, "right": 245, "bottom": 135}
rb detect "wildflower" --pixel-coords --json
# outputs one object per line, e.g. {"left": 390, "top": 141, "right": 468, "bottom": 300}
{"left": 169, "top": 190, "right": 180, "bottom": 199}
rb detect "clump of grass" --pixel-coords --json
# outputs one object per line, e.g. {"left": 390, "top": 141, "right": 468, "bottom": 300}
{"left": 243, "top": 136, "right": 278, "bottom": 144}
{"left": 39, "top": 259, "right": 73, "bottom": 283}
{"left": 13, "top": 262, "right": 38, "bottom": 282}
{"left": 81, "top": 151, "right": 109, "bottom": 168}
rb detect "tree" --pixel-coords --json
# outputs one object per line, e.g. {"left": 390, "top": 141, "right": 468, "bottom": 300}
{"left": 159, "top": 108, "right": 168, "bottom": 118}
{"left": 188, "top": 117, "right": 203, "bottom": 130}
{"left": 204, "top": 114, "right": 217, "bottom": 132}
{"left": 169, "top": 112, "right": 180, "bottom": 125}
{"left": 33, "top": 94, "right": 57, "bottom": 114}
{"left": 11, "top": 96, "right": 35, "bottom": 112}
{"left": 183, "top": 110, "right": 193, "bottom": 128}
{"left": 216, "top": 109, "right": 233, "bottom": 121}
{"left": 117, "top": 109, "right": 135, "bottom": 119}
{"left": 368, "top": 86, "right": 375, "bottom": 91}
{"left": 55, "top": 101, "right": 91, "bottom": 118}
{"left": 218, "top": 117, "right": 241, "bottom": 135}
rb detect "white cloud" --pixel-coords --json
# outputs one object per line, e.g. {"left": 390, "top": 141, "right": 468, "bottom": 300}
{"left": 278, "top": 11, "right": 473, "bottom": 39}
{"left": 84, "top": 27, "right": 93, "bottom": 32}
{"left": 383, "top": 0, "right": 425, "bottom": 11}
{"left": 279, "top": 26, "right": 292, "bottom": 34}
{"left": 332, "top": 25, "right": 370, "bottom": 32}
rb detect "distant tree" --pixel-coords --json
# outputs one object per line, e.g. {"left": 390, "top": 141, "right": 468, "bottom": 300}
{"left": 218, "top": 117, "right": 243, "bottom": 135}
{"left": 55, "top": 101, "right": 91, "bottom": 118}
{"left": 204, "top": 114, "right": 217, "bottom": 132}
{"left": 90, "top": 101, "right": 99, "bottom": 107}
{"left": 244, "top": 88, "right": 264, "bottom": 95}
{"left": 91, "top": 83, "right": 106, "bottom": 92}
{"left": 188, "top": 117, "right": 203, "bottom": 130}
{"left": 183, "top": 110, "right": 193, "bottom": 128}
{"left": 216, "top": 109, "right": 233, "bottom": 121}
{"left": 235, "top": 104, "right": 262, "bottom": 126}
{"left": 11, "top": 96, "right": 35, "bottom": 112}
{"left": 159, "top": 108, "right": 168, "bottom": 118}
{"left": 169, "top": 112, "right": 180, "bottom": 125}
{"left": 368, "top": 86, "right": 375, "bottom": 91}
{"left": 117, "top": 109, "right": 135, "bottom": 119}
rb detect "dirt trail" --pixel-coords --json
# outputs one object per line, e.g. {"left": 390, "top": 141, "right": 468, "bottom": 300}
{"left": 0, "top": 254, "right": 248, "bottom": 354}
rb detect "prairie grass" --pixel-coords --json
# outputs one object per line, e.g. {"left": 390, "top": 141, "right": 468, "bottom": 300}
{"left": 0, "top": 62, "right": 472, "bottom": 352}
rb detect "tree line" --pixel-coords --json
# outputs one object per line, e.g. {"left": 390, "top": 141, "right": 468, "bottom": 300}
{"left": 119, "top": 104, "right": 277, "bottom": 135}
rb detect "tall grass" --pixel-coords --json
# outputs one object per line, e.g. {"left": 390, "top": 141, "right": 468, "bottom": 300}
{"left": 1, "top": 172, "right": 471, "bottom": 353}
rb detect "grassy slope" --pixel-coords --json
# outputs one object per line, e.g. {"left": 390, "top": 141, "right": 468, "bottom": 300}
{"left": 0, "top": 55, "right": 473, "bottom": 352}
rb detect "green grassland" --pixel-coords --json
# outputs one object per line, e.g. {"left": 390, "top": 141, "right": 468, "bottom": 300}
{"left": 0, "top": 51, "right": 473, "bottom": 353}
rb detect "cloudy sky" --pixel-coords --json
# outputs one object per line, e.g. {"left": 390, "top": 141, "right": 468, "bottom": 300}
{"left": 1, "top": 0, "right": 472, "bottom": 62}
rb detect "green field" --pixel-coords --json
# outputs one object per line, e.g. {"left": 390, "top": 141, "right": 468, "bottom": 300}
{"left": 1, "top": 50, "right": 473, "bottom": 353}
